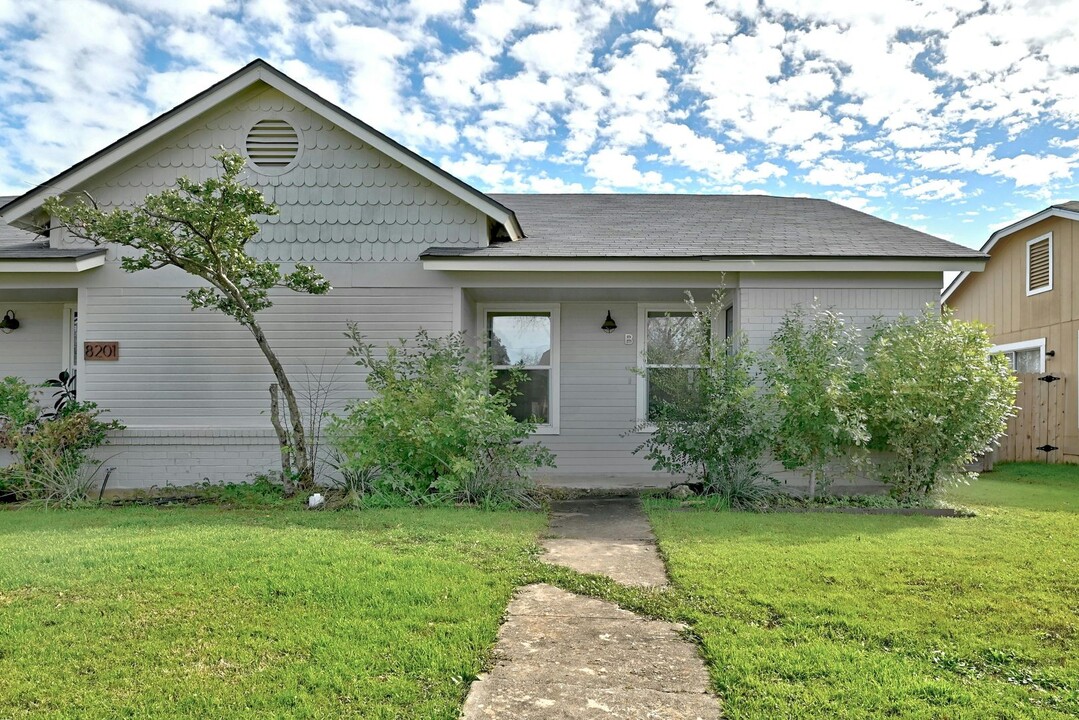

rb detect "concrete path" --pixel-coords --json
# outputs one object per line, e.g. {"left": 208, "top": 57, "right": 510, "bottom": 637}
{"left": 542, "top": 497, "right": 670, "bottom": 587}
{"left": 461, "top": 497, "right": 722, "bottom": 719}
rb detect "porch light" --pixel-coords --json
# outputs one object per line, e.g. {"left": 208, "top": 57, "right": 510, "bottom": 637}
{"left": 0, "top": 310, "right": 18, "bottom": 333}
{"left": 601, "top": 310, "right": 617, "bottom": 333}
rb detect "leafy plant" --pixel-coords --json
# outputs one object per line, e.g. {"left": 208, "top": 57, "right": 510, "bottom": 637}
{"left": 328, "top": 328, "right": 554, "bottom": 507}
{"left": 633, "top": 294, "right": 774, "bottom": 507}
{"left": 859, "top": 306, "right": 1018, "bottom": 500}
{"left": 44, "top": 151, "right": 331, "bottom": 489}
{"left": 0, "top": 373, "right": 124, "bottom": 506}
{"left": 762, "top": 303, "right": 869, "bottom": 497}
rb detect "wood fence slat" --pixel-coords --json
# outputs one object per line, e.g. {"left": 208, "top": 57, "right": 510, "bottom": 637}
{"left": 993, "top": 372, "right": 1066, "bottom": 464}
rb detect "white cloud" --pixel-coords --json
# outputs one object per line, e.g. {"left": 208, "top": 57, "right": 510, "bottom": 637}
{"left": 585, "top": 147, "right": 671, "bottom": 189}
{"left": 802, "top": 157, "right": 894, "bottom": 187}
{"left": 900, "top": 177, "right": 968, "bottom": 202}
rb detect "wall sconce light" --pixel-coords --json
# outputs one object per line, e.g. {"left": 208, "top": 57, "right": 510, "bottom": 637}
{"left": 0, "top": 310, "right": 19, "bottom": 333}
{"left": 601, "top": 310, "right": 617, "bottom": 333}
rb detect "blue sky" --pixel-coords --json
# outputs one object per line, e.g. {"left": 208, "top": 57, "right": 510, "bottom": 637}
{"left": 1, "top": 0, "right": 1077, "bottom": 251}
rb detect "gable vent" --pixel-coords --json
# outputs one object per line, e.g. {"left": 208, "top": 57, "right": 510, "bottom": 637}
{"left": 245, "top": 119, "right": 299, "bottom": 170}
{"left": 1027, "top": 235, "right": 1052, "bottom": 295}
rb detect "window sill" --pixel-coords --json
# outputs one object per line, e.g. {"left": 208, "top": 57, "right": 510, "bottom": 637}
{"left": 530, "top": 426, "right": 560, "bottom": 436}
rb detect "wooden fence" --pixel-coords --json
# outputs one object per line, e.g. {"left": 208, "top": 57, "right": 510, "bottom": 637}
{"left": 990, "top": 372, "right": 1066, "bottom": 463}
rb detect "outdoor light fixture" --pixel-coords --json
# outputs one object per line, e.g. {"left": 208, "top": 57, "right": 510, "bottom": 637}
{"left": 0, "top": 310, "right": 19, "bottom": 333}
{"left": 601, "top": 310, "right": 617, "bottom": 333}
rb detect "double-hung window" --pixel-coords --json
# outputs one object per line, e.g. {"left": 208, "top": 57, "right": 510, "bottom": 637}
{"left": 638, "top": 308, "right": 707, "bottom": 423}
{"left": 485, "top": 307, "right": 559, "bottom": 433}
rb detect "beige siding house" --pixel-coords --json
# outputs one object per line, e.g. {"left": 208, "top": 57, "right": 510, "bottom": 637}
{"left": 0, "top": 60, "right": 986, "bottom": 489}
{"left": 944, "top": 203, "right": 1079, "bottom": 461}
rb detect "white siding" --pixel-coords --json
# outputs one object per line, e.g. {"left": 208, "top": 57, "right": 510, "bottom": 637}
{"left": 532, "top": 301, "right": 657, "bottom": 477}
{"left": 738, "top": 274, "right": 941, "bottom": 351}
{"left": 0, "top": 301, "right": 66, "bottom": 382}
{"left": 70, "top": 85, "right": 487, "bottom": 262}
{"left": 79, "top": 286, "right": 454, "bottom": 425}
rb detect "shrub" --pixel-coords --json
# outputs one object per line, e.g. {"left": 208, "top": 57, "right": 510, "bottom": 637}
{"left": 763, "top": 303, "right": 869, "bottom": 497}
{"left": 633, "top": 295, "right": 774, "bottom": 507}
{"left": 328, "top": 327, "right": 554, "bottom": 507}
{"left": 859, "top": 306, "right": 1018, "bottom": 500}
{"left": 0, "top": 372, "right": 123, "bottom": 505}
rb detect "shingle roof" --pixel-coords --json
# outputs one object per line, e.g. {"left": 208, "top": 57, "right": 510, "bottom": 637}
{"left": 1051, "top": 201, "right": 1079, "bottom": 213}
{"left": 0, "top": 242, "right": 105, "bottom": 259}
{"left": 0, "top": 196, "right": 39, "bottom": 248}
{"left": 422, "top": 194, "right": 985, "bottom": 259}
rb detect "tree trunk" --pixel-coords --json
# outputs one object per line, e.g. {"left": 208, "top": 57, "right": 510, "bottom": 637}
{"left": 269, "top": 383, "right": 294, "bottom": 495}
{"left": 247, "top": 320, "right": 314, "bottom": 489}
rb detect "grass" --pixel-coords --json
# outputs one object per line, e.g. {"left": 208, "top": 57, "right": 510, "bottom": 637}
{"left": 0, "top": 503, "right": 545, "bottom": 719}
{"left": 644, "top": 463, "right": 1079, "bottom": 719}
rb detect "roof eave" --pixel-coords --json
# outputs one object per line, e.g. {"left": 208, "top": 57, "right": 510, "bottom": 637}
{"left": 942, "top": 206, "right": 1079, "bottom": 302}
{"left": 0, "top": 59, "right": 523, "bottom": 241}
{"left": 0, "top": 251, "right": 106, "bottom": 273}
{"left": 422, "top": 255, "right": 987, "bottom": 273}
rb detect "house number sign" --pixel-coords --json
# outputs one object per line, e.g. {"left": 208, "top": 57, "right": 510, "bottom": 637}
{"left": 84, "top": 341, "right": 119, "bottom": 361}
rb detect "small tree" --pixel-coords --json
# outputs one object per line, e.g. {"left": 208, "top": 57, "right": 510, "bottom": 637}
{"left": 634, "top": 294, "right": 774, "bottom": 507}
{"left": 44, "top": 151, "right": 330, "bottom": 489}
{"left": 763, "top": 303, "right": 868, "bottom": 498}
{"left": 860, "top": 305, "right": 1018, "bottom": 500}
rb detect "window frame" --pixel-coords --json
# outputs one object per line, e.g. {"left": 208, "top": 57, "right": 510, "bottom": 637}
{"left": 479, "top": 303, "right": 560, "bottom": 435}
{"left": 990, "top": 337, "right": 1046, "bottom": 374}
{"left": 61, "top": 303, "right": 78, "bottom": 374}
{"left": 1026, "top": 232, "right": 1053, "bottom": 296}
{"left": 636, "top": 303, "right": 722, "bottom": 426}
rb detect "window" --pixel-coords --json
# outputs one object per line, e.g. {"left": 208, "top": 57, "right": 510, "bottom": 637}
{"left": 62, "top": 304, "right": 78, "bottom": 372}
{"left": 1026, "top": 233, "right": 1052, "bottom": 296}
{"left": 991, "top": 338, "right": 1045, "bottom": 374}
{"left": 485, "top": 307, "right": 559, "bottom": 433}
{"left": 638, "top": 308, "right": 706, "bottom": 422}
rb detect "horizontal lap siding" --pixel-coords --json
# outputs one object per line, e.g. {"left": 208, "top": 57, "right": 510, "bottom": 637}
{"left": 80, "top": 286, "right": 454, "bottom": 426}
{"left": 539, "top": 301, "right": 655, "bottom": 476}
{"left": 739, "top": 283, "right": 940, "bottom": 351}
{"left": 0, "top": 302, "right": 65, "bottom": 383}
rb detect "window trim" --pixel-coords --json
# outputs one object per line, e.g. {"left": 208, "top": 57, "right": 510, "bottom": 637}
{"left": 1026, "top": 232, "right": 1053, "bottom": 296}
{"left": 478, "top": 303, "right": 560, "bottom": 435}
{"left": 636, "top": 304, "right": 703, "bottom": 426}
{"left": 61, "top": 303, "right": 78, "bottom": 374}
{"left": 990, "top": 337, "right": 1045, "bottom": 373}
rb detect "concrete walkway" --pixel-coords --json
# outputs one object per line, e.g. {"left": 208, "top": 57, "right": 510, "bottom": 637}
{"left": 461, "top": 497, "right": 722, "bottom": 719}
{"left": 542, "top": 497, "right": 670, "bottom": 587}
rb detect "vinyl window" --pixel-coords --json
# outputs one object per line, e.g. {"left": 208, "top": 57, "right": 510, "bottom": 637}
{"left": 990, "top": 338, "right": 1045, "bottom": 374}
{"left": 484, "top": 306, "right": 559, "bottom": 433}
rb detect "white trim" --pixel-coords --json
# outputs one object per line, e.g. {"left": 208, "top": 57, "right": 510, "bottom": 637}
{"left": 425, "top": 257, "right": 985, "bottom": 274}
{"left": 61, "top": 303, "right": 77, "bottom": 373}
{"left": 477, "top": 302, "right": 560, "bottom": 435}
{"left": 1025, "top": 232, "right": 1053, "bottom": 296}
{"left": 943, "top": 207, "right": 1079, "bottom": 301}
{"left": 0, "top": 254, "right": 105, "bottom": 273}
{"left": 990, "top": 337, "right": 1046, "bottom": 373}
{"left": 635, "top": 303, "right": 698, "bottom": 426}
{"left": 0, "top": 61, "right": 524, "bottom": 241}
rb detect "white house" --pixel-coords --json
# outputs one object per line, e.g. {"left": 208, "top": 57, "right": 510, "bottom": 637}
{"left": 0, "top": 60, "right": 987, "bottom": 489}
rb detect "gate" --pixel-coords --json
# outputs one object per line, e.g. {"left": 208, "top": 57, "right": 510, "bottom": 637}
{"left": 991, "top": 372, "right": 1066, "bottom": 463}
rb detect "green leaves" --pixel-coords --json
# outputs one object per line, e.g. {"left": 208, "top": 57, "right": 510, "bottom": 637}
{"left": 43, "top": 150, "right": 330, "bottom": 328}
{"left": 763, "top": 303, "right": 868, "bottom": 496}
{"left": 860, "top": 305, "right": 1018, "bottom": 500}
{"left": 328, "top": 329, "right": 554, "bottom": 506}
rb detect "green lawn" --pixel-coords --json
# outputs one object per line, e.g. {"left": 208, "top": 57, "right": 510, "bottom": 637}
{"left": 0, "top": 505, "right": 545, "bottom": 719}
{"left": 647, "top": 463, "right": 1079, "bottom": 719}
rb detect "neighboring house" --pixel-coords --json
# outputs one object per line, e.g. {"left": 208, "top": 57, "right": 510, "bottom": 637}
{"left": 944, "top": 202, "right": 1079, "bottom": 461}
{"left": 0, "top": 60, "right": 986, "bottom": 489}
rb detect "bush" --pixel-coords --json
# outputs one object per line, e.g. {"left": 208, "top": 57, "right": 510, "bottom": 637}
{"left": 860, "top": 306, "right": 1018, "bottom": 500}
{"left": 328, "top": 327, "right": 554, "bottom": 507}
{"left": 633, "top": 295, "right": 774, "bottom": 507}
{"left": 763, "top": 303, "right": 868, "bottom": 497}
{"left": 0, "top": 372, "right": 123, "bottom": 505}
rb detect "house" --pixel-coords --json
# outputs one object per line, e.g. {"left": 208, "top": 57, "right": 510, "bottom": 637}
{"left": 0, "top": 59, "right": 986, "bottom": 489}
{"left": 944, "top": 203, "right": 1079, "bottom": 462}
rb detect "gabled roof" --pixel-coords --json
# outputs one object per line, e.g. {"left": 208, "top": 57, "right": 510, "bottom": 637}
{"left": 942, "top": 201, "right": 1079, "bottom": 302}
{"left": 423, "top": 194, "right": 986, "bottom": 260}
{"left": 0, "top": 196, "right": 37, "bottom": 248}
{"left": 0, "top": 59, "right": 523, "bottom": 240}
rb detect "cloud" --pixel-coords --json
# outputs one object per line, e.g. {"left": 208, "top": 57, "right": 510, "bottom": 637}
{"left": 586, "top": 147, "right": 672, "bottom": 190}
{"left": 899, "top": 177, "right": 968, "bottom": 202}
{"left": 801, "top": 158, "right": 894, "bottom": 187}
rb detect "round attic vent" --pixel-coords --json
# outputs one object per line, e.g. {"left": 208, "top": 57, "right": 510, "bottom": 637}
{"left": 245, "top": 119, "right": 300, "bottom": 171}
